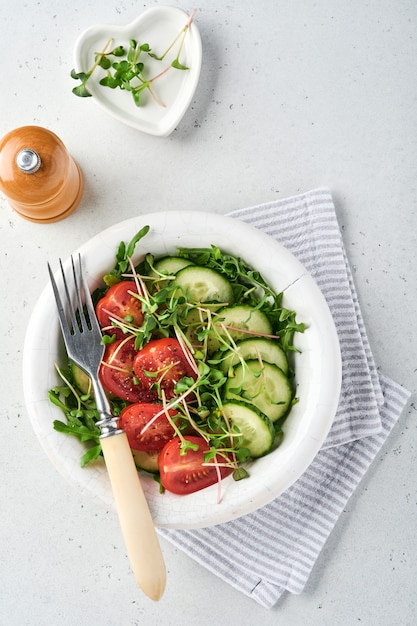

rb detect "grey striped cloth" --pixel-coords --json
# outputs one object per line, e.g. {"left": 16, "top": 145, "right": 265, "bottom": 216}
{"left": 159, "top": 189, "right": 411, "bottom": 608}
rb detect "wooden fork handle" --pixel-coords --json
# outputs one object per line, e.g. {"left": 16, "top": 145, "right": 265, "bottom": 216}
{"left": 100, "top": 432, "right": 166, "bottom": 601}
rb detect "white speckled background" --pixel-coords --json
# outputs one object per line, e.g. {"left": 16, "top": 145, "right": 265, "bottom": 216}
{"left": 1, "top": 1, "right": 416, "bottom": 624}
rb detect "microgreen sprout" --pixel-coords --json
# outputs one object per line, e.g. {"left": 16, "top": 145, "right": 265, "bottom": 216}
{"left": 148, "top": 9, "right": 196, "bottom": 70}
{"left": 70, "top": 38, "right": 121, "bottom": 98}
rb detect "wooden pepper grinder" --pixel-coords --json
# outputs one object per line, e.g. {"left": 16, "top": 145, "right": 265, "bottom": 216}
{"left": 0, "top": 125, "right": 83, "bottom": 223}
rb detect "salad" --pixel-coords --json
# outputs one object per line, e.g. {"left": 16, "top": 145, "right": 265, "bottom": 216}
{"left": 49, "top": 226, "right": 305, "bottom": 498}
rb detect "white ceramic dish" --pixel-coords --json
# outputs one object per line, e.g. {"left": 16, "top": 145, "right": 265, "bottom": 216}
{"left": 73, "top": 6, "right": 202, "bottom": 136}
{"left": 23, "top": 211, "right": 342, "bottom": 529}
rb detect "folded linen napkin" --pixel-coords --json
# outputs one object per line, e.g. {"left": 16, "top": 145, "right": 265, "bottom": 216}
{"left": 159, "top": 189, "right": 411, "bottom": 608}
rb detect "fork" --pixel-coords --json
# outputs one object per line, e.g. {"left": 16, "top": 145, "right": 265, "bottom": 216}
{"left": 48, "top": 255, "right": 166, "bottom": 601}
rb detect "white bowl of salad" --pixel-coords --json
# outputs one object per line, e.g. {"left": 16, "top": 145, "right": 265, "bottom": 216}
{"left": 23, "top": 211, "right": 342, "bottom": 529}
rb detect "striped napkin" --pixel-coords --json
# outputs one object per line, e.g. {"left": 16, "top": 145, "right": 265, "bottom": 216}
{"left": 159, "top": 189, "right": 411, "bottom": 608}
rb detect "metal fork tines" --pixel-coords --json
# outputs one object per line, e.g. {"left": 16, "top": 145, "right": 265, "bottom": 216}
{"left": 48, "top": 255, "right": 119, "bottom": 436}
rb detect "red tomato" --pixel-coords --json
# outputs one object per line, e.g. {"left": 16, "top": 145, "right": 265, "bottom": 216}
{"left": 133, "top": 338, "right": 197, "bottom": 400}
{"left": 99, "top": 336, "right": 157, "bottom": 403}
{"left": 158, "top": 436, "right": 233, "bottom": 495}
{"left": 96, "top": 281, "right": 144, "bottom": 337}
{"left": 118, "top": 402, "right": 178, "bottom": 451}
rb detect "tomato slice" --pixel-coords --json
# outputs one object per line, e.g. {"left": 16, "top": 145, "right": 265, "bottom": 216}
{"left": 118, "top": 402, "right": 178, "bottom": 451}
{"left": 158, "top": 436, "right": 233, "bottom": 495}
{"left": 96, "top": 281, "right": 144, "bottom": 337}
{"left": 99, "top": 336, "right": 157, "bottom": 403}
{"left": 133, "top": 337, "right": 197, "bottom": 400}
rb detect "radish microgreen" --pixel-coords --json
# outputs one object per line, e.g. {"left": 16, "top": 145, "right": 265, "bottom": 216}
{"left": 148, "top": 9, "right": 195, "bottom": 70}
{"left": 71, "top": 11, "right": 195, "bottom": 107}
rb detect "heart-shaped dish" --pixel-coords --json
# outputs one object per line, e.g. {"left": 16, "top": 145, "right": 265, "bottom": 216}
{"left": 73, "top": 6, "right": 202, "bottom": 136}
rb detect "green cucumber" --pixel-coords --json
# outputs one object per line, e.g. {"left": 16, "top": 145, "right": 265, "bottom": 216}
{"left": 153, "top": 256, "right": 194, "bottom": 276}
{"left": 221, "top": 400, "right": 275, "bottom": 458}
{"left": 217, "top": 337, "right": 289, "bottom": 375}
{"left": 132, "top": 449, "right": 160, "bottom": 473}
{"left": 208, "top": 304, "right": 272, "bottom": 353}
{"left": 71, "top": 362, "right": 92, "bottom": 396}
{"left": 173, "top": 266, "right": 234, "bottom": 304}
{"left": 224, "top": 359, "right": 292, "bottom": 422}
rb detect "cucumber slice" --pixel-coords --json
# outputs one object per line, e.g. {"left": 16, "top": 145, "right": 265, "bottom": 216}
{"left": 132, "top": 449, "right": 160, "bottom": 474}
{"left": 154, "top": 256, "right": 194, "bottom": 276}
{"left": 224, "top": 359, "right": 292, "bottom": 422}
{"left": 218, "top": 337, "right": 289, "bottom": 375}
{"left": 71, "top": 362, "right": 92, "bottom": 396}
{"left": 222, "top": 400, "right": 275, "bottom": 458}
{"left": 208, "top": 305, "right": 272, "bottom": 352}
{"left": 173, "top": 266, "right": 234, "bottom": 304}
